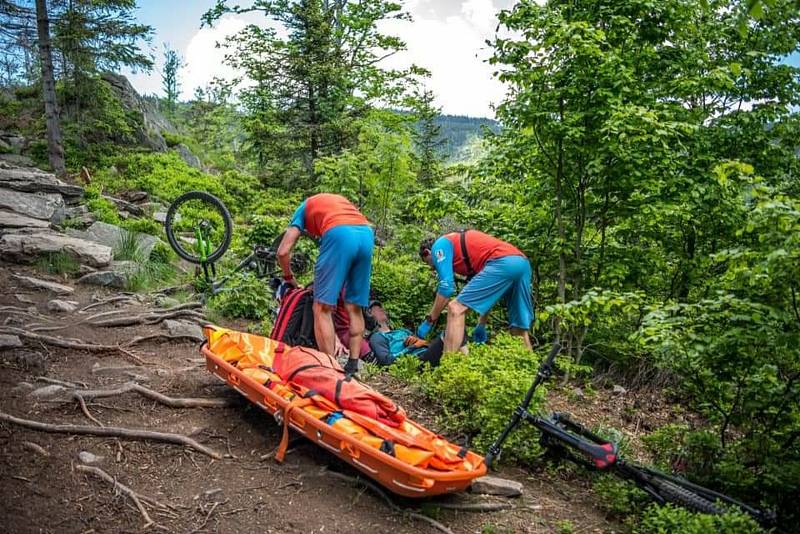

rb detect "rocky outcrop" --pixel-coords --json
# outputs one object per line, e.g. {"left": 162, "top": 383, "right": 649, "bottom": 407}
{"left": 67, "top": 221, "right": 159, "bottom": 259}
{"left": 0, "top": 163, "right": 84, "bottom": 199}
{"left": 0, "top": 189, "right": 65, "bottom": 222}
{"left": 101, "top": 72, "right": 174, "bottom": 152}
{"left": 77, "top": 269, "right": 128, "bottom": 289}
{"left": 174, "top": 144, "right": 202, "bottom": 169}
{"left": 0, "top": 210, "right": 51, "bottom": 229}
{"left": 1, "top": 232, "right": 112, "bottom": 267}
{"left": 11, "top": 274, "right": 74, "bottom": 295}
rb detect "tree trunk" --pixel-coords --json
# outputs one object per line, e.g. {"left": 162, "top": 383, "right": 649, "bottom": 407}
{"left": 554, "top": 96, "right": 567, "bottom": 340}
{"left": 35, "top": 0, "right": 65, "bottom": 176}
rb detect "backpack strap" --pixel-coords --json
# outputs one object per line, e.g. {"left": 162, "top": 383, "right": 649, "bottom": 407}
{"left": 460, "top": 230, "right": 476, "bottom": 279}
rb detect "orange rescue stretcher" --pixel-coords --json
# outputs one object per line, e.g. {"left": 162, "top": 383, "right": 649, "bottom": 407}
{"left": 201, "top": 325, "right": 486, "bottom": 497}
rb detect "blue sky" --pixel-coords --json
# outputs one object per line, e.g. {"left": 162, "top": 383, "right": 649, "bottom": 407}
{"left": 125, "top": 1, "right": 800, "bottom": 119}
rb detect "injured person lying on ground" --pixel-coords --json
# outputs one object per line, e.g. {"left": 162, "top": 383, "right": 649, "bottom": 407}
{"left": 364, "top": 300, "right": 445, "bottom": 367}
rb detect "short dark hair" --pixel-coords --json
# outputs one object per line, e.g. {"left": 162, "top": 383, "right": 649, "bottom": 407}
{"left": 419, "top": 237, "right": 435, "bottom": 258}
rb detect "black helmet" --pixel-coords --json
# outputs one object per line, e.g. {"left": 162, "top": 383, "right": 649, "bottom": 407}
{"left": 419, "top": 237, "right": 435, "bottom": 259}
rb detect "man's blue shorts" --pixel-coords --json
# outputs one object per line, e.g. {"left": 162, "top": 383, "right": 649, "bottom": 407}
{"left": 315, "top": 224, "right": 374, "bottom": 307}
{"left": 457, "top": 255, "right": 534, "bottom": 329}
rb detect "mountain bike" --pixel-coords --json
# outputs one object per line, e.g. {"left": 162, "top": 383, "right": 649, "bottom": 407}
{"left": 163, "top": 191, "right": 308, "bottom": 296}
{"left": 485, "top": 342, "right": 775, "bottom": 527}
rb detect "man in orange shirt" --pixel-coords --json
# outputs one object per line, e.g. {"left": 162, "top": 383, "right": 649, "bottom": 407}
{"left": 278, "top": 193, "right": 374, "bottom": 376}
{"left": 417, "top": 230, "right": 533, "bottom": 353}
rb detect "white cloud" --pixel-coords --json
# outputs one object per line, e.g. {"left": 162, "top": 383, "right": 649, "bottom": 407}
{"left": 381, "top": 0, "right": 508, "bottom": 117}
{"left": 181, "top": 16, "right": 248, "bottom": 98}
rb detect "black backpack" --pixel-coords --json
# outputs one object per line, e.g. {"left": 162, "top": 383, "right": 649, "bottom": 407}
{"left": 270, "top": 287, "right": 317, "bottom": 348}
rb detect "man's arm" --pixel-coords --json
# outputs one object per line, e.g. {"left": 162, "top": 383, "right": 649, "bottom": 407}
{"left": 277, "top": 226, "right": 301, "bottom": 281}
{"left": 428, "top": 237, "right": 456, "bottom": 322}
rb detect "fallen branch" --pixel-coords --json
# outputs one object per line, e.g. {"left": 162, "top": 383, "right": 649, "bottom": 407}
{"left": 0, "top": 411, "right": 222, "bottom": 459}
{"left": 21, "top": 441, "right": 49, "bottom": 456}
{"left": 72, "top": 382, "right": 237, "bottom": 408}
{"left": 0, "top": 327, "right": 149, "bottom": 365}
{"left": 432, "top": 501, "right": 513, "bottom": 512}
{"left": 76, "top": 464, "right": 159, "bottom": 527}
{"left": 79, "top": 296, "right": 136, "bottom": 313}
{"left": 324, "top": 470, "right": 454, "bottom": 534}
{"left": 124, "top": 333, "right": 203, "bottom": 347}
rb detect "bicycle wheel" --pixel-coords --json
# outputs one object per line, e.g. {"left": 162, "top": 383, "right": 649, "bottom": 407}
{"left": 650, "top": 477, "right": 725, "bottom": 515}
{"left": 164, "top": 191, "right": 233, "bottom": 264}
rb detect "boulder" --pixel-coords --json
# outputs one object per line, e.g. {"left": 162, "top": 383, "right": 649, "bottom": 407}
{"left": 153, "top": 211, "right": 168, "bottom": 224}
{"left": 101, "top": 72, "right": 173, "bottom": 151}
{"left": 77, "top": 451, "right": 103, "bottom": 464}
{"left": 174, "top": 144, "right": 202, "bottom": 169}
{"left": 123, "top": 191, "right": 148, "bottom": 203}
{"left": 67, "top": 221, "right": 157, "bottom": 258}
{"left": 29, "top": 384, "right": 65, "bottom": 398}
{"left": 0, "top": 188, "right": 65, "bottom": 221}
{"left": 0, "top": 334, "right": 23, "bottom": 349}
{"left": 164, "top": 319, "right": 204, "bottom": 341}
{"left": 1, "top": 232, "right": 112, "bottom": 267}
{"left": 469, "top": 476, "right": 524, "bottom": 498}
{"left": 0, "top": 210, "right": 51, "bottom": 230}
{"left": 47, "top": 299, "right": 79, "bottom": 313}
{"left": 0, "top": 154, "right": 36, "bottom": 167}
{"left": 0, "top": 132, "right": 26, "bottom": 152}
{"left": 11, "top": 274, "right": 74, "bottom": 295}
{"left": 612, "top": 384, "right": 628, "bottom": 395}
{"left": 78, "top": 269, "right": 128, "bottom": 289}
{"left": 0, "top": 164, "right": 83, "bottom": 198}
{"left": 102, "top": 195, "right": 143, "bottom": 216}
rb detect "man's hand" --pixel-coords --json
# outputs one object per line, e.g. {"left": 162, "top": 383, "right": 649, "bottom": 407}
{"left": 416, "top": 320, "right": 432, "bottom": 339}
{"left": 334, "top": 336, "right": 350, "bottom": 358}
{"left": 471, "top": 324, "right": 488, "bottom": 344}
{"left": 403, "top": 335, "right": 428, "bottom": 348}
{"left": 343, "top": 357, "right": 359, "bottom": 378}
{"left": 283, "top": 274, "right": 299, "bottom": 289}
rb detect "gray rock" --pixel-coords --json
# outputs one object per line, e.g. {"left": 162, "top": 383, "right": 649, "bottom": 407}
{"left": 0, "top": 210, "right": 51, "bottom": 229}
{"left": 0, "top": 164, "right": 83, "bottom": 198}
{"left": 77, "top": 451, "right": 103, "bottom": 464}
{"left": 153, "top": 211, "right": 168, "bottom": 224}
{"left": 124, "top": 191, "right": 149, "bottom": 203}
{"left": 0, "top": 132, "right": 26, "bottom": 152}
{"left": 0, "top": 188, "right": 65, "bottom": 221}
{"left": 612, "top": 384, "right": 628, "bottom": 395}
{"left": 0, "top": 153, "right": 36, "bottom": 167}
{"left": 174, "top": 144, "right": 202, "bottom": 169}
{"left": 164, "top": 319, "right": 204, "bottom": 341}
{"left": 77, "top": 270, "right": 128, "bottom": 289}
{"left": 0, "top": 136, "right": 11, "bottom": 152}
{"left": 11, "top": 382, "right": 35, "bottom": 395}
{"left": 78, "top": 264, "right": 97, "bottom": 275}
{"left": 469, "top": 475, "right": 524, "bottom": 497}
{"left": 156, "top": 295, "right": 180, "bottom": 308}
{"left": 47, "top": 299, "right": 78, "bottom": 313}
{"left": 30, "top": 384, "right": 65, "bottom": 398}
{"left": 13, "top": 351, "right": 46, "bottom": 374}
{"left": 572, "top": 387, "right": 585, "bottom": 399}
{"left": 2, "top": 232, "right": 112, "bottom": 267}
{"left": 67, "top": 221, "right": 158, "bottom": 259}
{"left": 11, "top": 274, "right": 74, "bottom": 295}
{"left": 102, "top": 195, "right": 143, "bottom": 216}
{"left": 0, "top": 334, "right": 23, "bottom": 349}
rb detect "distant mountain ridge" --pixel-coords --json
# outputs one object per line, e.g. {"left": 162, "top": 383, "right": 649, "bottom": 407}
{"left": 434, "top": 114, "right": 500, "bottom": 161}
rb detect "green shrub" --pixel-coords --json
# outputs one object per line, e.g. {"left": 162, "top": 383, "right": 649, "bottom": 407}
{"left": 417, "top": 333, "right": 544, "bottom": 461}
{"left": 162, "top": 131, "right": 186, "bottom": 148}
{"left": 207, "top": 273, "right": 274, "bottom": 320}
{"left": 387, "top": 355, "right": 425, "bottom": 382}
{"left": 371, "top": 251, "right": 435, "bottom": 328}
{"left": 84, "top": 185, "right": 121, "bottom": 225}
{"left": 121, "top": 217, "right": 163, "bottom": 237}
{"left": 634, "top": 504, "right": 761, "bottom": 534}
{"left": 126, "top": 260, "right": 176, "bottom": 292}
{"left": 113, "top": 230, "right": 145, "bottom": 261}
{"left": 592, "top": 476, "right": 649, "bottom": 516}
{"left": 149, "top": 240, "right": 176, "bottom": 265}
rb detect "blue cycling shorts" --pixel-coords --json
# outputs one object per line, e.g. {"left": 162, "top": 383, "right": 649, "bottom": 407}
{"left": 315, "top": 225, "right": 374, "bottom": 306}
{"left": 456, "top": 255, "right": 534, "bottom": 329}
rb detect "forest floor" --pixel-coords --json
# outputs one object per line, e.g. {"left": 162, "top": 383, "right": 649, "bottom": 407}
{"left": 0, "top": 262, "right": 686, "bottom": 533}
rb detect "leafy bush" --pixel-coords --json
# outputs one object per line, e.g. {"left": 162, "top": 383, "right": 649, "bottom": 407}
{"left": 149, "top": 241, "right": 176, "bottom": 265}
{"left": 126, "top": 260, "right": 176, "bottom": 292}
{"left": 84, "top": 185, "right": 121, "bottom": 225}
{"left": 121, "top": 217, "right": 163, "bottom": 236}
{"left": 207, "top": 273, "right": 274, "bottom": 320}
{"left": 371, "top": 251, "right": 435, "bottom": 328}
{"left": 634, "top": 504, "right": 761, "bottom": 534}
{"left": 417, "top": 334, "right": 545, "bottom": 461}
{"left": 162, "top": 131, "right": 187, "bottom": 148}
{"left": 113, "top": 229, "right": 145, "bottom": 261}
{"left": 592, "top": 476, "right": 649, "bottom": 516}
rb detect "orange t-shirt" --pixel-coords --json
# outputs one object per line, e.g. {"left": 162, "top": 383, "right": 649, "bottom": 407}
{"left": 443, "top": 230, "right": 525, "bottom": 276}
{"left": 298, "top": 193, "right": 369, "bottom": 237}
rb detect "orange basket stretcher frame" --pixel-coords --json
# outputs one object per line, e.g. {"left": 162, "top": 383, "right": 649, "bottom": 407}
{"left": 201, "top": 344, "right": 487, "bottom": 497}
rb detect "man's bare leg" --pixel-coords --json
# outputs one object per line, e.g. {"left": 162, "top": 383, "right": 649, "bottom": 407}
{"left": 444, "top": 300, "right": 468, "bottom": 353}
{"left": 510, "top": 327, "right": 532, "bottom": 350}
{"left": 313, "top": 301, "right": 336, "bottom": 355}
{"left": 344, "top": 302, "right": 364, "bottom": 364}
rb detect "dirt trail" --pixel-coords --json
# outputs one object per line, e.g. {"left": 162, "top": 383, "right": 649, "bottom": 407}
{"left": 0, "top": 263, "right": 635, "bottom": 533}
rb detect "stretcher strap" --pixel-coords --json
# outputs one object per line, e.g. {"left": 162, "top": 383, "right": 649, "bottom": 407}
{"left": 276, "top": 396, "right": 313, "bottom": 462}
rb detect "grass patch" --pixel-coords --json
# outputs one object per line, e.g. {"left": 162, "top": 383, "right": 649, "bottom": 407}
{"left": 113, "top": 229, "right": 145, "bottom": 261}
{"left": 126, "top": 260, "right": 177, "bottom": 292}
{"left": 36, "top": 252, "right": 80, "bottom": 275}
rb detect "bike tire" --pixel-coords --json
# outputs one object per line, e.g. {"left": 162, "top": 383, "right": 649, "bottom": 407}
{"left": 650, "top": 477, "right": 725, "bottom": 515}
{"left": 164, "top": 191, "right": 233, "bottom": 264}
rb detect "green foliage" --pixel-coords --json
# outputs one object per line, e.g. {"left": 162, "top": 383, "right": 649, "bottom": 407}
{"left": 387, "top": 355, "right": 424, "bottom": 382}
{"left": 370, "top": 251, "right": 434, "bottom": 328}
{"left": 207, "top": 273, "right": 274, "bottom": 320}
{"left": 120, "top": 217, "right": 162, "bottom": 237}
{"left": 126, "top": 260, "right": 176, "bottom": 292}
{"left": 592, "top": 476, "right": 649, "bottom": 516}
{"left": 35, "top": 252, "right": 80, "bottom": 276}
{"left": 148, "top": 240, "right": 176, "bottom": 265}
{"left": 162, "top": 131, "right": 186, "bottom": 148}
{"left": 84, "top": 185, "right": 121, "bottom": 225}
{"left": 113, "top": 229, "right": 144, "bottom": 261}
{"left": 554, "top": 520, "right": 574, "bottom": 534}
{"left": 634, "top": 504, "right": 762, "bottom": 534}
{"left": 418, "top": 334, "right": 544, "bottom": 461}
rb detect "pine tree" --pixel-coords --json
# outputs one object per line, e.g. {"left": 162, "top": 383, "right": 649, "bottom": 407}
{"left": 412, "top": 89, "right": 445, "bottom": 186}
{"left": 34, "top": 0, "right": 65, "bottom": 175}
{"left": 161, "top": 43, "right": 183, "bottom": 115}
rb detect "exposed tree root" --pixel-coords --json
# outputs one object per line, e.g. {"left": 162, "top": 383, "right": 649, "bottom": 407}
{"left": 76, "top": 464, "right": 165, "bottom": 528}
{"left": 0, "top": 327, "right": 150, "bottom": 365}
{"left": 124, "top": 334, "right": 203, "bottom": 346}
{"left": 324, "top": 470, "right": 454, "bottom": 534}
{"left": 91, "top": 308, "right": 205, "bottom": 328}
{"left": 36, "top": 376, "right": 87, "bottom": 389}
{"left": 433, "top": 501, "right": 513, "bottom": 512}
{"left": 21, "top": 441, "right": 49, "bottom": 456}
{"left": 0, "top": 411, "right": 222, "bottom": 459}
{"left": 71, "top": 382, "right": 237, "bottom": 408}
{"left": 79, "top": 296, "right": 136, "bottom": 313}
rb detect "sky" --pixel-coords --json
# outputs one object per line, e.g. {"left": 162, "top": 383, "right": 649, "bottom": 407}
{"left": 124, "top": 0, "right": 516, "bottom": 119}
{"left": 124, "top": 1, "right": 800, "bottom": 119}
